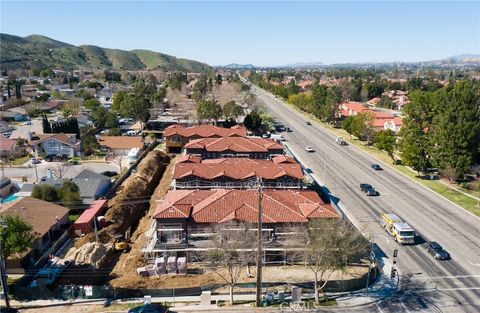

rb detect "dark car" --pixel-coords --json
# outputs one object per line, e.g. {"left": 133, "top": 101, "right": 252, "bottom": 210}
{"left": 360, "top": 183, "right": 373, "bottom": 192}
{"left": 366, "top": 188, "right": 379, "bottom": 196}
{"left": 371, "top": 164, "right": 382, "bottom": 170}
{"left": 128, "top": 304, "right": 168, "bottom": 313}
{"left": 306, "top": 121, "right": 312, "bottom": 125}
{"left": 100, "top": 171, "right": 119, "bottom": 177}
{"left": 426, "top": 241, "right": 450, "bottom": 260}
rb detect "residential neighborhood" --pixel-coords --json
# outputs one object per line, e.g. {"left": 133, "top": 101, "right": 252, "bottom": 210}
{"left": 1, "top": 2, "right": 480, "bottom": 313}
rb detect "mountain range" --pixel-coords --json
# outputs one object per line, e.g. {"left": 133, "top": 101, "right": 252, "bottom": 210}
{"left": 0, "top": 33, "right": 211, "bottom": 72}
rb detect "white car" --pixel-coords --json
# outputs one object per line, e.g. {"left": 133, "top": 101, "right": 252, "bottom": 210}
{"left": 305, "top": 146, "right": 315, "bottom": 152}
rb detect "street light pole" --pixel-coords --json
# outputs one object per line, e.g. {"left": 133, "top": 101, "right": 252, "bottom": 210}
{"left": 255, "top": 177, "right": 263, "bottom": 307}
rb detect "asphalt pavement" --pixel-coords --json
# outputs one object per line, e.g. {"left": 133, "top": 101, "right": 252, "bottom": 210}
{"left": 252, "top": 86, "right": 480, "bottom": 313}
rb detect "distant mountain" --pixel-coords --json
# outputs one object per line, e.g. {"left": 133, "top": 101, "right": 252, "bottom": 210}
{"left": 219, "top": 63, "right": 256, "bottom": 69}
{"left": 0, "top": 33, "right": 211, "bottom": 72}
{"left": 271, "top": 62, "right": 324, "bottom": 69}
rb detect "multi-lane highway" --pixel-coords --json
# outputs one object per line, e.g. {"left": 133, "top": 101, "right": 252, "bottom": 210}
{"left": 251, "top": 86, "right": 480, "bottom": 313}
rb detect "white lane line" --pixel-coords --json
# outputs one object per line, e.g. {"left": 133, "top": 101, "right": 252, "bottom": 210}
{"left": 412, "top": 274, "right": 480, "bottom": 280}
{"left": 437, "top": 287, "right": 480, "bottom": 291}
{"left": 468, "top": 260, "right": 480, "bottom": 267}
{"left": 400, "top": 299, "right": 412, "bottom": 313}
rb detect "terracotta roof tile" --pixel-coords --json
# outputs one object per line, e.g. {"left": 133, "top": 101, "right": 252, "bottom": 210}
{"left": 165, "top": 124, "right": 247, "bottom": 138}
{"left": 185, "top": 137, "right": 284, "bottom": 153}
{"left": 174, "top": 158, "right": 303, "bottom": 180}
{"left": 154, "top": 189, "right": 338, "bottom": 223}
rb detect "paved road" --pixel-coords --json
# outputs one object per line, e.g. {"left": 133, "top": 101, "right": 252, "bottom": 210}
{"left": 2, "top": 162, "right": 119, "bottom": 183}
{"left": 251, "top": 86, "right": 480, "bottom": 313}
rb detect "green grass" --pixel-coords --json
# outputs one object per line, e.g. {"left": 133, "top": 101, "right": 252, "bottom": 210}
{"left": 277, "top": 95, "right": 480, "bottom": 217}
{"left": 68, "top": 213, "right": 80, "bottom": 222}
{"left": 10, "top": 155, "right": 30, "bottom": 165}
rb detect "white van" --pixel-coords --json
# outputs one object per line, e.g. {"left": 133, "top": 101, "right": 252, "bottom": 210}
{"left": 125, "top": 130, "right": 137, "bottom": 136}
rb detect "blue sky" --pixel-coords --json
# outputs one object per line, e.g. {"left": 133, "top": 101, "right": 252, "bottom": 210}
{"left": 1, "top": 1, "right": 479, "bottom": 66}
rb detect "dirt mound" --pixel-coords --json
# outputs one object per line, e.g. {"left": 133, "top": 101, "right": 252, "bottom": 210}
{"left": 75, "top": 150, "right": 170, "bottom": 247}
{"left": 65, "top": 242, "right": 113, "bottom": 267}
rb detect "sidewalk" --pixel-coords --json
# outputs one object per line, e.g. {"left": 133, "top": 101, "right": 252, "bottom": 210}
{"left": 10, "top": 259, "right": 398, "bottom": 311}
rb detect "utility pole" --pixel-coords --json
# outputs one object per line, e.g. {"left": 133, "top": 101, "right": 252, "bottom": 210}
{"left": 0, "top": 218, "right": 11, "bottom": 310}
{"left": 255, "top": 177, "right": 263, "bottom": 307}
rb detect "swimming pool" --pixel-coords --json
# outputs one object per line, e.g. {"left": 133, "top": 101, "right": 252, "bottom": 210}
{"left": 1, "top": 194, "right": 20, "bottom": 204}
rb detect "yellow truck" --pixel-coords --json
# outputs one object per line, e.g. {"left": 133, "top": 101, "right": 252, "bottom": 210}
{"left": 380, "top": 212, "right": 415, "bottom": 244}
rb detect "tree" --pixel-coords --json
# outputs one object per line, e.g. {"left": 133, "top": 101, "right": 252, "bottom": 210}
{"left": 58, "top": 181, "right": 81, "bottom": 209}
{"left": 295, "top": 218, "right": 368, "bottom": 304}
{"left": 84, "top": 99, "right": 101, "bottom": 110}
{"left": 375, "top": 129, "right": 396, "bottom": 162}
{"left": 197, "top": 100, "right": 223, "bottom": 122}
{"left": 342, "top": 116, "right": 355, "bottom": 139}
{"left": 193, "top": 75, "right": 208, "bottom": 98}
{"left": 112, "top": 91, "right": 127, "bottom": 112}
{"left": 61, "top": 99, "right": 81, "bottom": 118}
{"left": 429, "top": 81, "right": 480, "bottom": 177}
{"left": 49, "top": 161, "right": 71, "bottom": 179}
{"left": 83, "top": 135, "right": 99, "bottom": 156}
{"left": 207, "top": 222, "right": 256, "bottom": 305}
{"left": 223, "top": 101, "right": 244, "bottom": 120}
{"left": 51, "top": 90, "right": 66, "bottom": 100}
{"left": 243, "top": 110, "right": 262, "bottom": 131}
{"left": 0, "top": 215, "right": 36, "bottom": 260}
{"left": 168, "top": 71, "right": 187, "bottom": 90}
{"left": 215, "top": 74, "right": 223, "bottom": 85}
{"left": 42, "top": 113, "right": 51, "bottom": 133}
{"left": 77, "top": 89, "right": 93, "bottom": 100}
{"left": 32, "top": 184, "right": 59, "bottom": 202}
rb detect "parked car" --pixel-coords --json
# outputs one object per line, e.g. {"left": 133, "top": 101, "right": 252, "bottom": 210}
{"left": 128, "top": 304, "right": 168, "bottom": 313}
{"left": 306, "top": 121, "right": 312, "bottom": 125}
{"left": 371, "top": 164, "right": 382, "bottom": 170}
{"left": 360, "top": 183, "right": 373, "bottom": 192}
{"left": 262, "top": 133, "right": 271, "bottom": 138}
{"left": 22, "top": 121, "right": 32, "bottom": 126}
{"left": 29, "top": 158, "right": 41, "bottom": 165}
{"left": 100, "top": 171, "right": 118, "bottom": 177}
{"left": 2, "top": 132, "right": 11, "bottom": 138}
{"left": 305, "top": 146, "right": 315, "bottom": 152}
{"left": 426, "top": 241, "right": 450, "bottom": 260}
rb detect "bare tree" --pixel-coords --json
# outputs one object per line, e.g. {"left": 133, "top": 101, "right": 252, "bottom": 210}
{"left": 49, "top": 161, "right": 71, "bottom": 179}
{"left": 207, "top": 222, "right": 256, "bottom": 305}
{"left": 295, "top": 218, "right": 368, "bottom": 304}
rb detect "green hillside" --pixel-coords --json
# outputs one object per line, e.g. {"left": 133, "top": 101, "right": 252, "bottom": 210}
{"left": 0, "top": 33, "right": 210, "bottom": 72}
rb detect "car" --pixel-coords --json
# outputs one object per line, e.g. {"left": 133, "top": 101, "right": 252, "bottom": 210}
{"left": 127, "top": 304, "right": 168, "bottom": 313}
{"left": 366, "top": 187, "right": 379, "bottom": 196}
{"left": 306, "top": 121, "right": 312, "bottom": 125}
{"left": 360, "top": 183, "right": 373, "bottom": 192}
{"left": 262, "top": 133, "right": 271, "bottom": 138}
{"left": 426, "top": 241, "right": 450, "bottom": 260}
{"left": 2, "top": 132, "right": 12, "bottom": 138}
{"left": 100, "top": 171, "right": 118, "bottom": 177}
{"left": 305, "top": 146, "right": 315, "bottom": 152}
{"left": 371, "top": 164, "right": 382, "bottom": 170}
{"left": 335, "top": 136, "right": 347, "bottom": 145}
{"left": 29, "top": 158, "right": 41, "bottom": 165}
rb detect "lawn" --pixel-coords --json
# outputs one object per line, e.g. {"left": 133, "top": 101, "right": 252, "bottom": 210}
{"left": 275, "top": 95, "right": 480, "bottom": 217}
{"left": 10, "top": 155, "right": 30, "bottom": 165}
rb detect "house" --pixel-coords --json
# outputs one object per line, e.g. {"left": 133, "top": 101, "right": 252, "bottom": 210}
{"left": 340, "top": 102, "right": 403, "bottom": 134}
{"left": 1, "top": 196, "right": 69, "bottom": 270}
{"left": 0, "top": 111, "right": 27, "bottom": 122}
{"left": 0, "top": 137, "right": 18, "bottom": 157}
{"left": 72, "top": 170, "right": 112, "bottom": 205}
{"left": 98, "top": 136, "right": 144, "bottom": 156}
{"left": 340, "top": 102, "right": 368, "bottom": 117}
{"left": 184, "top": 137, "right": 284, "bottom": 159}
{"left": 28, "top": 133, "right": 80, "bottom": 158}
{"left": 173, "top": 157, "right": 304, "bottom": 189}
{"left": 165, "top": 124, "right": 247, "bottom": 153}
{"left": 383, "top": 117, "right": 403, "bottom": 133}
{"left": 143, "top": 189, "right": 338, "bottom": 262}
{"left": 7, "top": 107, "right": 28, "bottom": 116}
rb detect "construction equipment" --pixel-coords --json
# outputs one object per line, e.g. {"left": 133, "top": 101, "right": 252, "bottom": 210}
{"left": 114, "top": 234, "right": 131, "bottom": 253}
{"left": 380, "top": 212, "right": 415, "bottom": 244}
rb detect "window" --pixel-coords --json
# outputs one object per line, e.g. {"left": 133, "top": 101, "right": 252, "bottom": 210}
{"left": 277, "top": 182, "right": 284, "bottom": 188}
{"left": 213, "top": 182, "right": 220, "bottom": 188}
{"left": 226, "top": 182, "right": 233, "bottom": 188}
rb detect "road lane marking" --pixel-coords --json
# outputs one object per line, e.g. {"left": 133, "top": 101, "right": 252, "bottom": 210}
{"left": 468, "top": 260, "right": 480, "bottom": 267}
{"left": 437, "top": 287, "right": 480, "bottom": 291}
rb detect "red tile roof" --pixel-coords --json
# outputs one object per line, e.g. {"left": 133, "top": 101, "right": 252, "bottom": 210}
{"left": 165, "top": 124, "right": 247, "bottom": 138}
{"left": 176, "top": 154, "right": 202, "bottom": 164}
{"left": 98, "top": 136, "right": 144, "bottom": 150}
{"left": 0, "top": 138, "right": 17, "bottom": 151}
{"left": 154, "top": 189, "right": 338, "bottom": 223}
{"left": 185, "top": 137, "right": 284, "bottom": 153}
{"left": 174, "top": 158, "right": 303, "bottom": 180}
{"left": 29, "top": 133, "right": 78, "bottom": 147}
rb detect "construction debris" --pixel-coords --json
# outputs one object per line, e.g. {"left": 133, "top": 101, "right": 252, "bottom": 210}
{"left": 65, "top": 242, "right": 113, "bottom": 268}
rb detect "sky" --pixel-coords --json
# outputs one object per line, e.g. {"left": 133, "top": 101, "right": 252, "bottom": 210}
{"left": 1, "top": 1, "right": 479, "bottom": 66}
